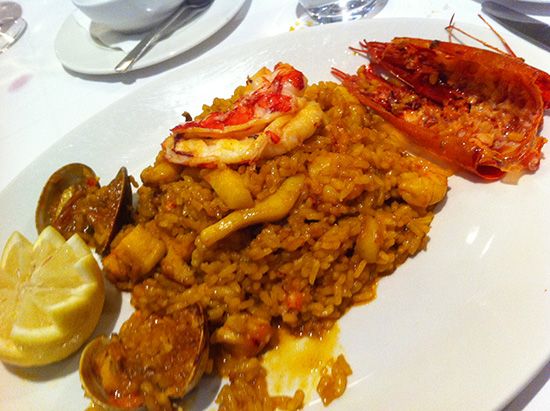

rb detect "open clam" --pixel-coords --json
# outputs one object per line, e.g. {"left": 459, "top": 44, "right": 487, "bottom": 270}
{"left": 79, "top": 304, "right": 209, "bottom": 410}
{"left": 35, "top": 163, "right": 133, "bottom": 255}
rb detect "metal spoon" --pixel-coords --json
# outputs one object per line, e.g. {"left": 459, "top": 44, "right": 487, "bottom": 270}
{"left": 114, "top": 0, "right": 213, "bottom": 73}
{"left": 0, "top": 1, "right": 26, "bottom": 52}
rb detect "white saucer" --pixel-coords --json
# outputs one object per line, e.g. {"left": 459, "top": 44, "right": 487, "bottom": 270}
{"left": 54, "top": 0, "right": 246, "bottom": 75}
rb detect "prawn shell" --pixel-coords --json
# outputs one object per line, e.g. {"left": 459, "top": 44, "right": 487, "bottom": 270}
{"left": 336, "top": 38, "right": 549, "bottom": 180}
{"left": 163, "top": 62, "right": 311, "bottom": 168}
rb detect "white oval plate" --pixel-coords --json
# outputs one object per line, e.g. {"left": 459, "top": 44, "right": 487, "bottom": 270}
{"left": 54, "top": 0, "right": 246, "bottom": 75}
{"left": 2, "top": 17, "right": 549, "bottom": 411}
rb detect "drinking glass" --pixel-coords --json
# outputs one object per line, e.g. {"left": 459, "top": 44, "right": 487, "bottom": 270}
{"left": 0, "top": 1, "right": 26, "bottom": 52}
{"left": 298, "top": 0, "right": 384, "bottom": 24}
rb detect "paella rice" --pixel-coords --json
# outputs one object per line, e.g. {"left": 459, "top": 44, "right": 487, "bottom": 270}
{"left": 98, "top": 71, "right": 448, "bottom": 409}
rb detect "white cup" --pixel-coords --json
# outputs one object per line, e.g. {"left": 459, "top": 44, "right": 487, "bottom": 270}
{"left": 72, "top": 0, "right": 185, "bottom": 33}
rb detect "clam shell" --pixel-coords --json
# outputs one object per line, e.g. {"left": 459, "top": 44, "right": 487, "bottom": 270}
{"left": 35, "top": 163, "right": 96, "bottom": 233}
{"left": 35, "top": 164, "right": 133, "bottom": 254}
{"left": 79, "top": 336, "right": 140, "bottom": 411}
{"left": 79, "top": 304, "right": 209, "bottom": 410}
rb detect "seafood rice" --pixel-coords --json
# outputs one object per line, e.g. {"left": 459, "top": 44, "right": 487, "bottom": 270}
{"left": 97, "top": 69, "right": 448, "bottom": 409}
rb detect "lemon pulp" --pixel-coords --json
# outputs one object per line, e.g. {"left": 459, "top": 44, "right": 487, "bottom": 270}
{"left": 0, "top": 226, "right": 105, "bottom": 366}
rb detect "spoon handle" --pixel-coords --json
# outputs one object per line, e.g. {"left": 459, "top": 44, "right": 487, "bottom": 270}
{"left": 114, "top": 3, "right": 205, "bottom": 73}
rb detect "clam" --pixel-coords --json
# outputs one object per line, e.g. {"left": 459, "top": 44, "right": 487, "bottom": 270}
{"left": 35, "top": 163, "right": 133, "bottom": 254}
{"left": 35, "top": 163, "right": 96, "bottom": 232}
{"left": 79, "top": 304, "right": 209, "bottom": 410}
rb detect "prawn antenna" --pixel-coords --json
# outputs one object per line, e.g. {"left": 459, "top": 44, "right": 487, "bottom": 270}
{"left": 445, "top": 15, "right": 512, "bottom": 56}
{"left": 477, "top": 14, "right": 517, "bottom": 57}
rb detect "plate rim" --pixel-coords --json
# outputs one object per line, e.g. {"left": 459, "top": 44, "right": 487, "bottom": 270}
{"left": 53, "top": 0, "right": 246, "bottom": 75}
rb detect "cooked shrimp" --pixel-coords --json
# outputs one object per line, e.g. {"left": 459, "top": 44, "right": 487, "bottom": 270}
{"left": 397, "top": 164, "right": 449, "bottom": 208}
{"left": 163, "top": 101, "right": 324, "bottom": 167}
{"left": 171, "top": 63, "right": 308, "bottom": 140}
{"left": 262, "top": 101, "right": 324, "bottom": 158}
{"left": 162, "top": 63, "right": 324, "bottom": 167}
{"left": 333, "top": 37, "right": 549, "bottom": 180}
{"left": 162, "top": 133, "right": 269, "bottom": 168}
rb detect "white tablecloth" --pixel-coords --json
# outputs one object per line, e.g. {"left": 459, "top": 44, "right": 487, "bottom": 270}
{"left": 0, "top": 0, "right": 548, "bottom": 409}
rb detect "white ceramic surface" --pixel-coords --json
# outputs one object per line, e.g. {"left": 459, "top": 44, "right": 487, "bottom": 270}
{"left": 54, "top": 0, "right": 246, "bottom": 75}
{"left": 71, "top": 0, "right": 185, "bottom": 33}
{"left": 1, "top": 18, "right": 549, "bottom": 411}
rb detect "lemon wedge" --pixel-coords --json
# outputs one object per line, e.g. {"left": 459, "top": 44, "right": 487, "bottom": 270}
{"left": 0, "top": 226, "right": 105, "bottom": 366}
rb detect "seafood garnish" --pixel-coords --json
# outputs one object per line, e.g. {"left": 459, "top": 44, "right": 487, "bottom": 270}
{"left": 162, "top": 63, "right": 324, "bottom": 167}
{"left": 35, "top": 164, "right": 133, "bottom": 254}
{"left": 333, "top": 38, "right": 550, "bottom": 180}
{"left": 80, "top": 303, "right": 208, "bottom": 410}
{"left": 162, "top": 132, "right": 269, "bottom": 167}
